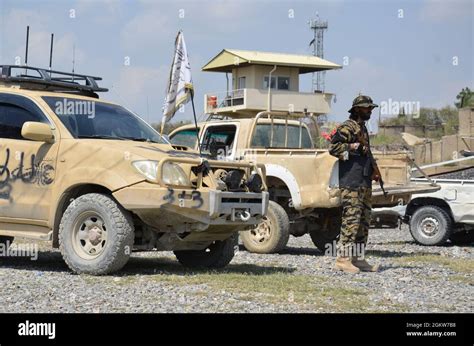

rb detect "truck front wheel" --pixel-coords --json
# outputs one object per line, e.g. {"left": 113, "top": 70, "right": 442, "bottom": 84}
{"left": 409, "top": 206, "right": 452, "bottom": 246}
{"left": 174, "top": 234, "right": 238, "bottom": 269}
{"left": 240, "top": 201, "right": 290, "bottom": 253}
{"left": 59, "top": 193, "right": 135, "bottom": 275}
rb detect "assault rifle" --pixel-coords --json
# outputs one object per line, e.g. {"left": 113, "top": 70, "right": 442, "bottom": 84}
{"left": 356, "top": 132, "right": 388, "bottom": 197}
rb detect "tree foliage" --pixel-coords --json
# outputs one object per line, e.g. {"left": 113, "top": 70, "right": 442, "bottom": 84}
{"left": 455, "top": 87, "right": 473, "bottom": 108}
{"left": 151, "top": 121, "right": 193, "bottom": 135}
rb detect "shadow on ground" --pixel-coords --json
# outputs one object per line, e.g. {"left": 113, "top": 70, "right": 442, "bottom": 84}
{"left": 0, "top": 250, "right": 296, "bottom": 277}
{"left": 238, "top": 244, "right": 323, "bottom": 256}
{"left": 367, "top": 249, "right": 445, "bottom": 258}
{"left": 370, "top": 240, "right": 473, "bottom": 248}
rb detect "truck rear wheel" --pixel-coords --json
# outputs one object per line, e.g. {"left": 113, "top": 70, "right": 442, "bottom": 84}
{"left": 59, "top": 193, "right": 134, "bottom": 275}
{"left": 240, "top": 201, "right": 290, "bottom": 253}
{"left": 174, "top": 234, "right": 238, "bottom": 269}
{"left": 0, "top": 236, "right": 13, "bottom": 246}
{"left": 309, "top": 212, "right": 341, "bottom": 253}
{"left": 409, "top": 206, "right": 452, "bottom": 246}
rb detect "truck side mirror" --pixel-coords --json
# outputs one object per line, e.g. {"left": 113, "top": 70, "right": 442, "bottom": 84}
{"left": 21, "top": 122, "right": 54, "bottom": 143}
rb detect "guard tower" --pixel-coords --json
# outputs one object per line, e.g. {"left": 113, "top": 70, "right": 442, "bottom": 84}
{"left": 202, "top": 49, "right": 341, "bottom": 117}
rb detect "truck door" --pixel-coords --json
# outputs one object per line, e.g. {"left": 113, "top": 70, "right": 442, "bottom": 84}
{"left": 0, "top": 94, "right": 59, "bottom": 221}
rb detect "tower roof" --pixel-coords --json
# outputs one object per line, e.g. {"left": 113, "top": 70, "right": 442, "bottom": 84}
{"left": 202, "top": 49, "right": 342, "bottom": 74}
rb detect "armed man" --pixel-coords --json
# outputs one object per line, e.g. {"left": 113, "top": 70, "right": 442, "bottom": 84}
{"left": 329, "top": 95, "right": 382, "bottom": 274}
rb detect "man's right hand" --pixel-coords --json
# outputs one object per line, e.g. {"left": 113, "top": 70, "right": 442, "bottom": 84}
{"left": 349, "top": 142, "right": 360, "bottom": 151}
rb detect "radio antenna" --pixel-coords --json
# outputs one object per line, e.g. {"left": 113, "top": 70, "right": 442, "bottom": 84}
{"left": 49, "top": 33, "right": 54, "bottom": 71}
{"left": 72, "top": 44, "right": 75, "bottom": 82}
{"left": 25, "top": 26, "right": 30, "bottom": 67}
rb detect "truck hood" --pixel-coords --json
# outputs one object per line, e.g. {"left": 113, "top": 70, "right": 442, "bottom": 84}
{"left": 77, "top": 139, "right": 202, "bottom": 161}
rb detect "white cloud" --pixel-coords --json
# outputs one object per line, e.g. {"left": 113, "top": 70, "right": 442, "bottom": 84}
{"left": 331, "top": 57, "right": 389, "bottom": 98}
{"left": 119, "top": 7, "right": 175, "bottom": 53}
{"left": 119, "top": 0, "right": 262, "bottom": 53}
{"left": 71, "top": 0, "right": 126, "bottom": 25}
{"left": 419, "top": 0, "right": 473, "bottom": 22}
{"left": 108, "top": 65, "right": 169, "bottom": 122}
{"left": 2, "top": 8, "right": 86, "bottom": 68}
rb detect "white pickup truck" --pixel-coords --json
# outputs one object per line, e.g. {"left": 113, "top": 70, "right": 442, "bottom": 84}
{"left": 373, "top": 178, "right": 474, "bottom": 245}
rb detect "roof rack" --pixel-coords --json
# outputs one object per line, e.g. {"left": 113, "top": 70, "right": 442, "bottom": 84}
{"left": 0, "top": 65, "right": 108, "bottom": 97}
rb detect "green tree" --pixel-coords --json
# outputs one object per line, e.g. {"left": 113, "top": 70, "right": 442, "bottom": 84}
{"left": 151, "top": 120, "right": 192, "bottom": 135}
{"left": 380, "top": 106, "right": 458, "bottom": 139}
{"left": 455, "top": 87, "right": 473, "bottom": 108}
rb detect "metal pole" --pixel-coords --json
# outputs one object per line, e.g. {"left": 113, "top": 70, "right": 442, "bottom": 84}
{"left": 72, "top": 44, "right": 75, "bottom": 82}
{"left": 190, "top": 91, "right": 202, "bottom": 156}
{"left": 267, "top": 65, "right": 277, "bottom": 111}
{"left": 49, "top": 33, "right": 54, "bottom": 74}
{"left": 25, "top": 26, "right": 29, "bottom": 66}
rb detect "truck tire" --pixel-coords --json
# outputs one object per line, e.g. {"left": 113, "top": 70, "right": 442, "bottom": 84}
{"left": 59, "top": 193, "right": 134, "bottom": 275}
{"left": 0, "top": 236, "right": 14, "bottom": 249}
{"left": 309, "top": 214, "right": 341, "bottom": 253}
{"left": 174, "top": 234, "right": 238, "bottom": 269}
{"left": 409, "top": 206, "right": 452, "bottom": 246}
{"left": 450, "top": 230, "right": 474, "bottom": 245}
{"left": 240, "top": 201, "right": 290, "bottom": 254}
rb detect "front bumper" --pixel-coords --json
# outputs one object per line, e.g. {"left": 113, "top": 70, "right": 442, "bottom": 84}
{"left": 113, "top": 182, "right": 269, "bottom": 230}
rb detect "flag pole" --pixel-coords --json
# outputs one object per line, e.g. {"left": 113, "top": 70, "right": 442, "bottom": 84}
{"left": 190, "top": 90, "right": 202, "bottom": 157}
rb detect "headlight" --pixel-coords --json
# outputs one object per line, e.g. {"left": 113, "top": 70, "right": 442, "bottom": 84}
{"left": 162, "top": 162, "right": 191, "bottom": 186}
{"left": 133, "top": 160, "right": 159, "bottom": 181}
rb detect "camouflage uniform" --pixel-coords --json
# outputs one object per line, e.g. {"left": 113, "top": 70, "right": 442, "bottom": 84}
{"left": 329, "top": 109, "right": 374, "bottom": 257}
{"left": 339, "top": 186, "right": 372, "bottom": 256}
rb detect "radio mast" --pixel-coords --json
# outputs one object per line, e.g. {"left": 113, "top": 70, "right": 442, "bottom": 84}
{"left": 308, "top": 14, "right": 328, "bottom": 93}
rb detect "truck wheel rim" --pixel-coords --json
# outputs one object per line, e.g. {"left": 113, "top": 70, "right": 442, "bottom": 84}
{"left": 72, "top": 212, "right": 108, "bottom": 259}
{"left": 250, "top": 216, "right": 272, "bottom": 243}
{"left": 419, "top": 217, "right": 439, "bottom": 237}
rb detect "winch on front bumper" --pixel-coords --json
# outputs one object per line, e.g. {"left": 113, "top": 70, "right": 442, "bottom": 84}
{"left": 113, "top": 156, "right": 269, "bottom": 232}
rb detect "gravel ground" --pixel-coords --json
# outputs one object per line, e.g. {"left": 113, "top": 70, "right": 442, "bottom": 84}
{"left": 0, "top": 225, "right": 472, "bottom": 313}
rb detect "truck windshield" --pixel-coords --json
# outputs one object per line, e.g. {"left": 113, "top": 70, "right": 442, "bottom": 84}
{"left": 251, "top": 124, "right": 313, "bottom": 149}
{"left": 42, "top": 97, "right": 166, "bottom": 143}
{"left": 170, "top": 129, "right": 199, "bottom": 148}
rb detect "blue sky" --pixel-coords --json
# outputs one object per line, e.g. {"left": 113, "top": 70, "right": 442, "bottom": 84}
{"left": 0, "top": 0, "right": 472, "bottom": 131}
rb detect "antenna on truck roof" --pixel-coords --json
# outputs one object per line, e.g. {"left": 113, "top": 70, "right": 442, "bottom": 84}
{"left": 72, "top": 44, "right": 76, "bottom": 82}
{"left": 23, "top": 26, "right": 55, "bottom": 72}
{"left": 25, "top": 26, "right": 30, "bottom": 66}
{"left": 49, "top": 33, "right": 54, "bottom": 71}
{"left": 2, "top": 27, "right": 107, "bottom": 98}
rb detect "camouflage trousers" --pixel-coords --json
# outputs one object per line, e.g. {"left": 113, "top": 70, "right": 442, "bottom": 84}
{"left": 336, "top": 187, "right": 372, "bottom": 258}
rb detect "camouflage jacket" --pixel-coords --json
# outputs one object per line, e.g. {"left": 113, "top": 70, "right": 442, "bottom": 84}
{"left": 329, "top": 119, "right": 373, "bottom": 188}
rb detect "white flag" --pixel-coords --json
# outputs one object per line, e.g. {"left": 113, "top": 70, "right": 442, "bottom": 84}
{"left": 161, "top": 31, "right": 193, "bottom": 134}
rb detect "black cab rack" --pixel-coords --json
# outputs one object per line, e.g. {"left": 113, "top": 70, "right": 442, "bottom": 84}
{"left": 0, "top": 65, "right": 108, "bottom": 97}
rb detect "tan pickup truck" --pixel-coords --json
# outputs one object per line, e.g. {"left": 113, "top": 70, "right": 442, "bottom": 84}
{"left": 169, "top": 111, "right": 439, "bottom": 253}
{"left": 0, "top": 65, "right": 268, "bottom": 274}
